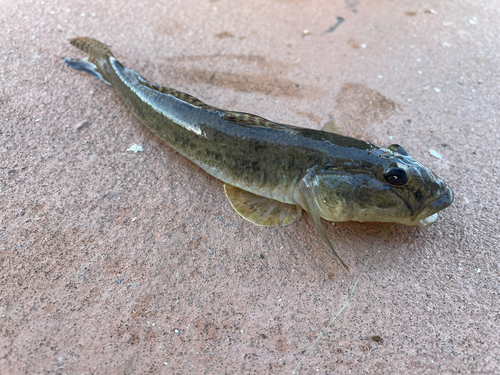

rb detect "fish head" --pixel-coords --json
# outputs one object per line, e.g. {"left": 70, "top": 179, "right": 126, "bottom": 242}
{"left": 306, "top": 144, "right": 454, "bottom": 227}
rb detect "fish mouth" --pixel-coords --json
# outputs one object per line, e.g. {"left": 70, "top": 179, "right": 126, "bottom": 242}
{"left": 414, "top": 185, "right": 454, "bottom": 228}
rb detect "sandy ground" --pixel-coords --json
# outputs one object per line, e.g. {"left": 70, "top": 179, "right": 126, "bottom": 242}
{"left": 1, "top": 0, "right": 499, "bottom": 373}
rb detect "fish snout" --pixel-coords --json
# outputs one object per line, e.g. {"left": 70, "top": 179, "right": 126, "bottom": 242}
{"left": 429, "top": 185, "right": 454, "bottom": 212}
{"left": 415, "top": 185, "right": 453, "bottom": 228}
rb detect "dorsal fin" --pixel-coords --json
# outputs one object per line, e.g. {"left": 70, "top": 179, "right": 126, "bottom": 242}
{"left": 224, "top": 184, "right": 302, "bottom": 227}
{"left": 221, "top": 111, "right": 281, "bottom": 129}
{"left": 136, "top": 78, "right": 219, "bottom": 111}
{"left": 121, "top": 71, "right": 302, "bottom": 133}
{"left": 132, "top": 82, "right": 300, "bottom": 133}
{"left": 220, "top": 111, "right": 303, "bottom": 131}
{"left": 322, "top": 119, "right": 342, "bottom": 134}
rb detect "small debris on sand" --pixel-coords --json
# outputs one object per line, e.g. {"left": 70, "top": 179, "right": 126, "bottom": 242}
{"left": 127, "top": 144, "right": 144, "bottom": 153}
{"left": 75, "top": 119, "right": 91, "bottom": 131}
{"left": 429, "top": 149, "right": 442, "bottom": 159}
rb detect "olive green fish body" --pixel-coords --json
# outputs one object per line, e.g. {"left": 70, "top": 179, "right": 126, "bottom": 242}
{"left": 66, "top": 39, "right": 374, "bottom": 201}
{"left": 65, "top": 37, "right": 453, "bottom": 271}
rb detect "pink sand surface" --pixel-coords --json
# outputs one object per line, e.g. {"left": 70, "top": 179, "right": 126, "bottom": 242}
{"left": 1, "top": 0, "right": 498, "bottom": 373}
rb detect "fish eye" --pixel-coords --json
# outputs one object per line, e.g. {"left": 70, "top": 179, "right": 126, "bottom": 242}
{"left": 383, "top": 166, "right": 409, "bottom": 186}
{"left": 388, "top": 144, "right": 409, "bottom": 156}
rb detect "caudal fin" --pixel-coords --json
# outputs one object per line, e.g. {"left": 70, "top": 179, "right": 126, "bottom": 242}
{"left": 63, "top": 37, "right": 114, "bottom": 85}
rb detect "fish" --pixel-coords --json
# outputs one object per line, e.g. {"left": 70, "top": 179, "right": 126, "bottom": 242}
{"left": 64, "top": 37, "right": 454, "bottom": 271}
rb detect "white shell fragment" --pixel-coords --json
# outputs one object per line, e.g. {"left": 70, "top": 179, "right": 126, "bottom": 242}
{"left": 127, "top": 144, "right": 144, "bottom": 153}
{"left": 419, "top": 213, "right": 438, "bottom": 227}
{"left": 429, "top": 149, "right": 442, "bottom": 159}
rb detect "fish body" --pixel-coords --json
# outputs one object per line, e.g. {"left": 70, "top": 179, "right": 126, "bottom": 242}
{"left": 64, "top": 37, "right": 453, "bottom": 270}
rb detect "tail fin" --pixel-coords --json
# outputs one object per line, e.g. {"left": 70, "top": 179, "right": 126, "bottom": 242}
{"left": 64, "top": 37, "right": 114, "bottom": 85}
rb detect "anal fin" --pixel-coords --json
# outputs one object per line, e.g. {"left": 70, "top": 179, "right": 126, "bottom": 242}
{"left": 224, "top": 184, "right": 302, "bottom": 227}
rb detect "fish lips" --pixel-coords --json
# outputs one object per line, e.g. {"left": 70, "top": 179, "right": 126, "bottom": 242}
{"left": 415, "top": 185, "right": 454, "bottom": 228}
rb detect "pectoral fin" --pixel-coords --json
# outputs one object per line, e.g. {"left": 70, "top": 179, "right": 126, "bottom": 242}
{"left": 308, "top": 207, "right": 350, "bottom": 272}
{"left": 298, "top": 180, "right": 350, "bottom": 272}
{"left": 224, "top": 184, "right": 302, "bottom": 227}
